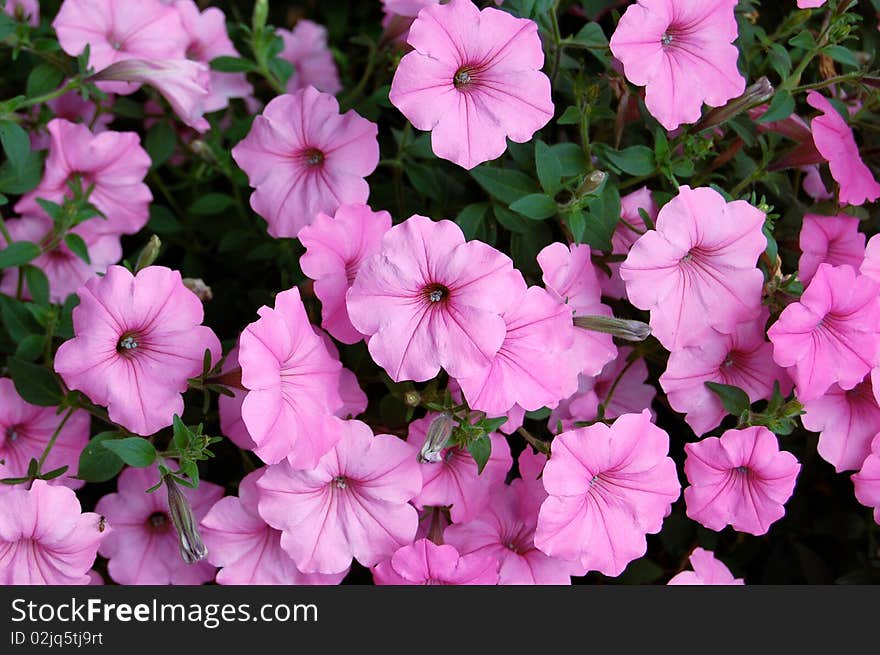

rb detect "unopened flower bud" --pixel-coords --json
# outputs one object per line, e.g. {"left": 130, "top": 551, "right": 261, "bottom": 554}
{"left": 574, "top": 315, "right": 652, "bottom": 342}
{"left": 134, "top": 235, "right": 161, "bottom": 271}
{"left": 418, "top": 412, "right": 454, "bottom": 464}
{"left": 183, "top": 277, "right": 213, "bottom": 301}
{"left": 576, "top": 170, "right": 607, "bottom": 197}
{"left": 696, "top": 77, "right": 774, "bottom": 132}
{"left": 403, "top": 390, "right": 421, "bottom": 407}
{"left": 253, "top": 0, "right": 269, "bottom": 33}
{"left": 165, "top": 476, "right": 208, "bottom": 564}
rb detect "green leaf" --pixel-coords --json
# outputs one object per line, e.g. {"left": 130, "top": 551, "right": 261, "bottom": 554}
{"left": 0, "top": 149, "right": 44, "bottom": 194}
{"left": 598, "top": 145, "right": 655, "bottom": 176}
{"left": 535, "top": 140, "right": 563, "bottom": 195}
{"left": 456, "top": 202, "right": 491, "bottom": 241}
{"left": 493, "top": 204, "right": 532, "bottom": 234}
{"left": 210, "top": 56, "right": 256, "bottom": 73}
{"left": 189, "top": 193, "right": 233, "bottom": 215}
{"left": 0, "top": 13, "right": 15, "bottom": 41}
{"left": 147, "top": 204, "right": 181, "bottom": 234}
{"left": 552, "top": 143, "right": 588, "bottom": 177}
{"left": 144, "top": 120, "right": 176, "bottom": 169}
{"left": 470, "top": 166, "right": 538, "bottom": 204}
{"left": 7, "top": 357, "right": 63, "bottom": 406}
{"left": 0, "top": 295, "right": 40, "bottom": 341}
{"left": 705, "top": 381, "right": 751, "bottom": 417}
{"left": 172, "top": 414, "right": 191, "bottom": 450}
{"left": 0, "top": 240, "right": 40, "bottom": 268}
{"left": 102, "top": 438, "right": 158, "bottom": 467}
{"left": 788, "top": 31, "right": 816, "bottom": 51}
{"left": 64, "top": 233, "right": 91, "bottom": 264}
{"left": 77, "top": 432, "right": 125, "bottom": 483}
{"left": 26, "top": 64, "right": 64, "bottom": 99}
{"left": 569, "top": 22, "right": 610, "bottom": 65}
{"left": 767, "top": 43, "right": 792, "bottom": 81}
{"left": 40, "top": 465, "right": 69, "bottom": 481}
{"left": 15, "top": 333, "right": 44, "bottom": 361}
{"left": 757, "top": 90, "right": 794, "bottom": 124}
{"left": 557, "top": 106, "right": 581, "bottom": 125}
{"left": 467, "top": 435, "right": 492, "bottom": 475}
{"left": 509, "top": 193, "right": 557, "bottom": 220}
{"left": 0, "top": 120, "right": 30, "bottom": 176}
{"left": 23, "top": 265, "right": 49, "bottom": 305}
{"left": 823, "top": 45, "right": 859, "bottom": 68}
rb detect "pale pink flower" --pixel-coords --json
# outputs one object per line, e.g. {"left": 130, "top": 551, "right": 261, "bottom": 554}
{"left": 316, "top": 334, "right": 369, "bottom": 420}
{"left": 231, "top": 88, "right": 379, "bottom": 238}
{"left": 28, "top": 89, "right": 114, "bottom": 150}
{"left": 535, "top": 410, "right": 681, "bottom": 576}
{"left": 54, "top": 265, "right": 221, "bottom": 436}
{"left": 16, "top": 119, "right": 152, "bottom": 237}
{"left": 803, "top": 165, "right": 833, "bottom": 201}
{"left": 537, "top": 242, "right": 617, "bottom": 377}
{"left": 807, "top": 91, "right": 880, "bottom": 206}
{"left": 238, "top": 287, "right": 343, "bottom": 468}
{"left": 372, "top": 538, "right": 499, "bottom": 585}
{"left": 609, "top": 0, "right": 745, "bottom": 130}
{"left": 96, "top": 467, "right": 222, "bottom": 585}
{"left": 767, "top": 263, "right": 880, "bottom": 402}
{"left": 620, "top": 185, "right": 767, "bottom": 351}
{"left": 802, "top": 379, "right": 880, "bottom": 473}
{"left": 684, "top": 426, "right": 800, "bottom": 535}
{"left": 389, "top": 0, "right": 553, "bottom": 169}
{"left": 660, "top": 312, "right": 790, "bottom": 436}
{"left": 798, "top": 213, "right": 865, "bottom": 285}
{"left": 4, "top": 0, "right": 38, "bottom": 26}
{"left": 347, "top": 215, "right": 522, "bottom": 382}
{"left": 0, "top": 378, "right": 89, "bottom": 489}
{"left": 0, "top": 480, "right": 106, "bottom": 585}
{"left": 407, "top": 414, "right": 511, "bottom": 522}
{"left": 257, "top": 419, "right": 423, "bottom": 574}
{"left": 279, "top": 20, "right": 341, "bottom": 95}
{"left": 299, "top": 204, "right": 392, "bottom": 344}
{"left": 860, "top": 234, "right": 880, "bottom": 283}
{"left": 597, "top": 187, "right": 657, "bottom": 299}
{"left": 456, "top": 281, "right": 578, "bottom": 416}
{"left": 852, "top": 434, "right": 880, "bottom": 525}
{"left": 217, "top": 343, "right": 255, "bottom": 451}
{"left": 797, "top": 0, "right": 826, "bottom": 7}
{"left": 200, "top": 470, "right": 346, "bottom": 585}
{"left": 0, "top": 215, "right": 122, "bottom": 303}
{"left": 667, "top": 548, "right": 744, "bottom": 585}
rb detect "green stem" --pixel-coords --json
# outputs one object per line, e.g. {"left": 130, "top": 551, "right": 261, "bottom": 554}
{"left": 15, "top": 78, "right": 81, "bottom": 111}
{"left": 790, "top": 71, "right": 864, "bottom": 93}
{"left": 549, "top": 1, "right": 563, "bottom": 85}
{"left": 600, "top": 356, "right": 637, "bottom": 413}
{"left": 36, "top": 407, "right": 74, "bottom": 473}
{"left": 0, "top": 215, "right": 12, "bottom": 243}
{"left": 517, "top": 427, "right": 551, "bottom": 456}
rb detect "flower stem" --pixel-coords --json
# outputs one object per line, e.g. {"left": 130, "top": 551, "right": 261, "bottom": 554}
{"left": 517, "top": 427, "right": 551, "bottom": 456}
{"left": 36, "top": 407, "right": 75, "bottom": 473}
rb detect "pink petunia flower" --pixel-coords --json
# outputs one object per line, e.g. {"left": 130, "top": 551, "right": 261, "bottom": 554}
{"left": 279, "top": 20, "right": 342, "bottom": 95}
{"left": 231, "top": 88, "right": 379, "bottom": 238}
{"left": 852, "top": 434, "right": 880, "bottom": 525}
{"left": 620, "top": 185, "right": 767, "bottom": 351}
{"left": 372, "top": 538, "right": 499, "bottom": 585}
{"left": 609, "top": 0, "right": 745, "bottom": 131}
{"left": 407, "top": 414, "right": 511, "bottom": 523}
{"left": 660, "top": 312, "right": 790, "bottom": 436}
{"left": 798, "top": 213, "right": 865, "bottom": 285}
{"left": 96, "top": 467, "right": 222, "bottom": 585}
{"left": 389, "top": 0, "right": 553, "bottom": 169}
{"left": 667, "top": 548, "right": 744, "bottom": 585}
{"left": 216, "top": 342, "right": 256, "bottom": 451}
{"left": 200, "top": 470, "right": 347, "bottom": 585}
{"left": 299, "top": 204, "right": 392, "bottom": 344}
{"left": 807, "top": 91, "right": 880, "bottom": 206}
{"left": 456, "top": 281, "right": 579, "bottom": 416}
{"left": 684, "top": 426, "right": 801, "bottom": 535}
{"left": 861, "top": 234, "right": 880, "bottom": 283}
{"left": 0, "top": 480, "right": 106, "bottom": 584}
{"left": 767, "top": 263, "right": 880, "bottom": 402}
{"left": 238, "top": 287, "right": 343, "bottom": 468}
{"left": 256, "top": 419, "right": 423, "bottom": 574}
{"left": 797, "top": 0, "right": 826, "bottom": 7}
{"left": 537, "top": 242, "right": 617, "bottom": 377}
{"left": 54, "top": 265, "right": 222, "bottom": 436}
{"left": 16, "top": 119, "right": 152, "bottom": 237}
{"left": 534, "top": 410, "right": 681, "bottom": 576}
{"left": 597, "top": 186, "right": 657, "bottom": 300}
{"left": 801, "top": 379, "right": 880, "bottom": 473}
{"left": 4, "top": 0, "right": 38, "bottom": 26}
{"left": 0, "top": 378, "right": 89, "bottom": 489}
{"left": 347, "top": 215, "right": 522, "bottom": 382}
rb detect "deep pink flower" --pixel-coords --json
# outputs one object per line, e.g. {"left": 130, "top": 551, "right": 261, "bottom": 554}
{"left": 0, "top": 480, "right": 106, "bottom": 584}
{"left": 660, "top": 312, "right": 790, "bottom": 436}
{"left": 347, "top": 215, "right": 522, "bottom": 382}
{"left": 200, "top": 470, "right": 346, "bottom": 585}
{"left": 798, "top": 213, "right": 865, "bottom": 285}
{"left": 389, "top": 0, "right": 552, "bottom": 169}
{"left": 667, "top": 548, "right": 744, "bottom": 585}
{"left": 299, "top": 204, "right": 392, "bottom": 344}
{"left": 96, "top": 467, "right": 222, "bottom": 585}
{"left": 684, "top": 426, "right": 800, "bottom": 535}
{"left": 598, "top": 187, "right": 657, "bottom": 299}
{"left": 279, "top": 20, "right": 341, "bottom": 95}
{"left": 852, "top": 434, "right": 880, "bottom": 525}
{"left": 407, "top": 414, "right": 511, "bottom": 523}
{"left": 620, "top": 185, "right": 767, "bottom": 351}
{"left": 231, "top": 88, "right": 379, "bottom": 238}
{"left": 0, "top": 214, "right": 122, "bottom": 303}
{"left": 456, "top": 281, "right": 578, "bottom": 416}
{"left": 238, "top": 287, "right": 343, "bottom": 468}
{"left": 4, "top": 0, "right": 38, "bottom": 26}
{"left": 537, "top": 242, "right": 617, "bottom": 377}
{"left": 0, "top": 378, "right": 89, "bottom": 489}
{"left": 609, "top": 0, "right": 745, "bottom": 130}
{"left": 372, "top": 538, "right": 499, "bottom": 585}
{"left": 802, "top": 379, "right": 880, "bottom": 473}
{"left": 535, "top": 410, "right": 680, "bottom": 576}
{"left": 767, "top": 263, "right": 880, "bottom": 402}
{"left": 807, "top": 91, "right": 880, "bottom": 206}
{"left": 54, "top": 265, "right": 221, "bottom": 436}
{"left": 861, "top": 234, "right": 880, "bottom": 283}
{"left": 257, "top": 419, "right": 423, "bottom": 574}
{"left": 16, "top": 119, "right": 152, "bottom": 237}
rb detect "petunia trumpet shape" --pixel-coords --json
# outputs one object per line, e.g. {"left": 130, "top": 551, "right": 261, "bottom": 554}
{"left": 372, "top": 539, "right": 499, "bottom": 585}
{"left": 798, "top": 213, "right": 865, "bottom": 285}
{"left": 667, "top": 548, "right": 744, "bottom": 585}
{"left": 279, "top": 20, "right": 342, "bottom": 95}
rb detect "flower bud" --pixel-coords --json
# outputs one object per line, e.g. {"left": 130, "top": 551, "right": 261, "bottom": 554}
{"left": 253, "top": 0, "right": 269, "bottom": 33}
{"left": 696, "top": 77, "right": 774, "bottom": 132}
{"left": 183, "top": 277, "right": 213, "bottom": 301}
{"left": 403, "top": 390, "right": 421, "bottom": 407}
{"left": 165, "top": 476, "right": 208, "bottom": 564}
{"left": 418, "top": 412, "right": 454, "bottom": 464}
{"left": 576, "top": 170, "right": 607, "bottom": 197}
{"left": 134, "top": 235, "right": 161, "bottom": 272}
{"left": 574, "top": 315, "right": 652, "bottom": 342}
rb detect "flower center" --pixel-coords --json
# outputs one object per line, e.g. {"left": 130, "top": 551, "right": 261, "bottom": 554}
{"left": 117, "top": 333, "right": 139, "bottom": 353}
{"left": 661, "top": 33, "right": 673, "bottom": 47}
{"left": 423, "top": 283, "right": 450, "bottom": 304}
{"left": 302, "top": 147, "right": 325, "bottom": 167}
{"left": 148, "top": 512, "right": 169, "bottom": 530}
{"left": 589, "top": 474, "right": 600, "bottom": 487}
{"left": 4, "top": 425, "right": 19, "bottom": 443}
{"left": 453, "top": 67, "right": 475, "bottom": 89}
{"left": 333, "top": 475, "right": 348, "bottom": 489}
{"left": 735, "top": 466, "right": 749, "bottom": 475}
